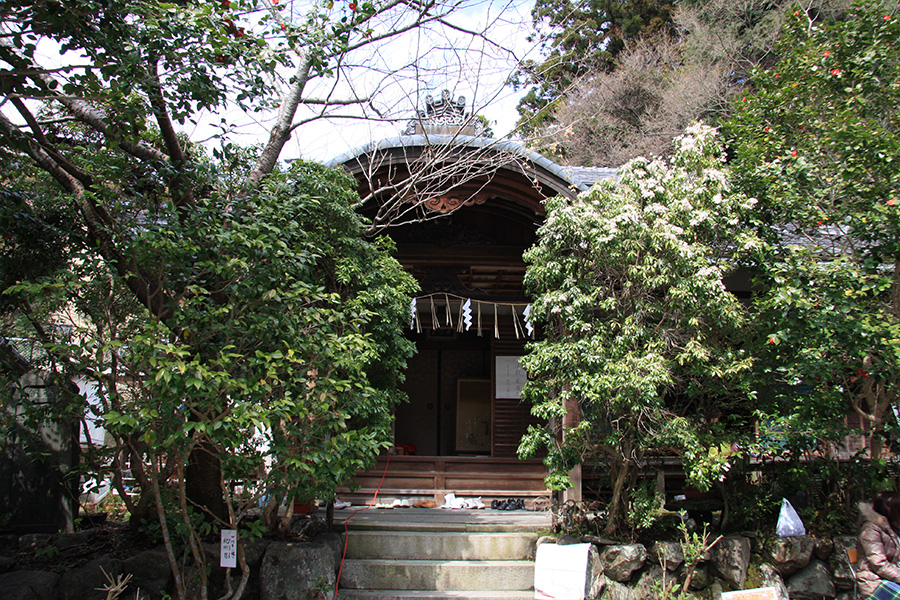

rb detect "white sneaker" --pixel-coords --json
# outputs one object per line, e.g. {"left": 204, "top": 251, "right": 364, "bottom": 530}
{"left": 334, "top": 500, "right": 351, "bottom": 509}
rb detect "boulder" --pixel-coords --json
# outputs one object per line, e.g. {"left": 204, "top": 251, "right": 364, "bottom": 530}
{"left": 317, "top": 532, "right": 343, "bottom": 567}
{"left": 686, "top": 563, "right": 713, "bottom": 591}
{"left": 0, "top": 570, "right": 60, "bottom": 600}
{"left": 54, "top": 529, "right": 98, "bottom": 552}
{"left": 260, "top": 540, "right": 336, "bottom": 600}
{"left": 830, "top": 536, "right": 858, "bottom": 592}
{"left": 768, "top": 536, "right": 816, "bottom": 576}
{"left": 600, "top": 544, "right": 648, "bottom": 583}
{"left": 587, "top": 544, "right": 604, "bottom": 599}
{"left": 0, "top": 555, "right": 16, "bottom": 573}
{"left": 0, "top": 534, "right": 19, "bottom": 555}
{"left": 786, "top": 558, "right": 836, "bottom": 600}
{"left": 815, "top": 537, "right": 834, "bottom": 561}
{"left": 651, "top": 541, "right": 684, "bottom": 571}
{"left": 633, "top": 564, "right": 667, "bottom": 600}
{"left": 758, "top": 563, "right": 790, "bottom": 600}
{"left": 601, "top": 576, "right": 634, "bottom": 600}
{"left": 58, "top": 556, "right": 123, "bottom": 600}
{"left": 712, "top": 535, "right": 751, "bottom": 589}
{"left": 124, "top": 548, "right": 172, "bottom": 600}
{"left": 17, "top": 534, "right": 52, "bottom": 552}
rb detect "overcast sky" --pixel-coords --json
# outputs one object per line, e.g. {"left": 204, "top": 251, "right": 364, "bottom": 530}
{"left": 187, "top": 0, "right": 542, "bottom": 162}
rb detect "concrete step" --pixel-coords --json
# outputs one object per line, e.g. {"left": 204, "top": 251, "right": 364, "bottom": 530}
{"left": 338, "top": 558, "right": 535, "bottom": 591}
{"left": 337, "top": 591, "right": 534, "bottom": 600}
{"left": 344, "top": 530, "right": 537, "bottom": 561}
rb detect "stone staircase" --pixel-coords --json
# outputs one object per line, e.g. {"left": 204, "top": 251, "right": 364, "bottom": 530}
{"left": 335, "top": 519, "right": 539, "bottom": 600}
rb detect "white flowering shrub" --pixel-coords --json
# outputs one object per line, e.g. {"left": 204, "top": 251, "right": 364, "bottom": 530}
{"left": 520, "top": 124, "right": 758, "bottom": 536}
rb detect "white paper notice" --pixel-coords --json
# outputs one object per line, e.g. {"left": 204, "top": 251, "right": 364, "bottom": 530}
{"left": 534, "top": 542, "right": 592, "bottom": 600}
{"left": 220, "top": 529, "right": 237, "bottom": 569}
{"left": 495, "top": 356, "right": 527, "bottom": 399}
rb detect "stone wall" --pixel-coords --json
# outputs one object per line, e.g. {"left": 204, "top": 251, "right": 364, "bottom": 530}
{"left": 0, "top": 526, "right": 860, "bottom": 600}
{"left": 0, "top": 528, "right": 343, "bottom": 600}
{"left": 542, "top": 532, "right": 859, "bottom": 600}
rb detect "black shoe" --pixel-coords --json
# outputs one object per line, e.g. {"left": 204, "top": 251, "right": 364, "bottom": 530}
{"left": 491, "top": 499, "right": 501, "bottom": 510}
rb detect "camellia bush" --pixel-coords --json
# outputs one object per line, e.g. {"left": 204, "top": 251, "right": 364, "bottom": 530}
{"left": 727, "top": 1, "right": 900, "bottom": 461}
{"left": 4, "top": 161, "right": 417, "bottom": 600}
{"left": 519, "top": 124, "right": 759, "bottom": 536}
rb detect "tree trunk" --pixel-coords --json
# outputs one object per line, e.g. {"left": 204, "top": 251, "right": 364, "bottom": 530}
{"left": 604, "top": 453, "right": 632, "bottom": 537}
{"left": 185, "top": 440, "right": 228, "bottom": 525}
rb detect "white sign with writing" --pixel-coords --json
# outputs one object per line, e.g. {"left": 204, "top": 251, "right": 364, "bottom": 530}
{"left": 721, "top": 587, "right": 779, "bottom": 600}
{"left": 496, "top": 356, "right": 527, "bottom": 399}
{"left": 220, "top": 529, "right": 237, "bottom": 569}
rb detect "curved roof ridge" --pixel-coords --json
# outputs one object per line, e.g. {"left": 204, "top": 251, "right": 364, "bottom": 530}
{"left": 326, "top": 134, "right": 615, "bottom": 194}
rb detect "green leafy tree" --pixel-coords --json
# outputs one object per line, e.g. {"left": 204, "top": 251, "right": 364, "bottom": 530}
{"left": 727, "top": 1, "right": 900, "bottom": 460}
{"left": 514, "top": 0, "right": 676, "bottom": 136}
{"left": 523, "top": 0, "right": 852, "bottom": 166}
{"left": 519, "top": 124, "right": 758, "bottom": 536}
{"left": 0, "top": 0, "right": 495, "bottom": 596}
{"left": 0, "top": 0, "right": 504, "bottom": 520}
{"left": 4, "top": 161, "right": 417, "bottom": 599}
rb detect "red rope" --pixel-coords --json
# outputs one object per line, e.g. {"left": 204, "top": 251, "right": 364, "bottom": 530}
{"left": 333, "top": 453, "right": 392, "bottom": 600}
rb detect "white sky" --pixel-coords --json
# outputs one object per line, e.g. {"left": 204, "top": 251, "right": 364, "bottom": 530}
{"left": 185, "top": 0, "right": 542, "bottom": 162}
{"left": 9, "top": 0, "right": 542, "bottom": 164}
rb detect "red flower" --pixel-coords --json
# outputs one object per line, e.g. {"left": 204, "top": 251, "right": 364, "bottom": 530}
{"left": 858, "top": 368, "right": 869, "bottom": 379}
{"left": 791, "top": 150, "right": 798, "bottom": 157}
{"left": 831, "top": 68, "right": 841, "bottom": 75}
{"left": 884, "top": 14, "right": 891, "bottom": 20}
{"left": 823, "top": 50, "right": 830, "bottom": 57}
{"left": 349, "top": 2, "right": 356, "bottom": 8}
{"left": 767, "top": 338, "right": 776, "bottom": 344}
{"left": 794, "top": 10, "right": 800, "bottom": 16}
{"left": 817, "top": 221, "right": 824, "bottom": 226}
{"left": 889, "top": 198, "right": 898, "bottom": 206}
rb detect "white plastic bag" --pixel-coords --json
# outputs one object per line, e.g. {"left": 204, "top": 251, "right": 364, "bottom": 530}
{"left": 776, "top": 498, "right": 806, "bottom": 537}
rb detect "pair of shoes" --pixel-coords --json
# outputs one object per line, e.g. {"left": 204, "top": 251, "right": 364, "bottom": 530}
{"left": 442, "top": 492, "right": 466, "bottom": 509}
{"left": 530, "top": 498, "right": 550, "bottom": 512}
{"left": 413, "top": 500, "right": 437, "bottom": 508}
{"left": 391, "top": 498, "right": 411, "bottom": 508}
{"left": 491, "top": 498, "right": 525, "bottom": 510}
{"left": 334, "top": 499, "right": 351, "bottom": 510}
{"left": 462, "top": 497, "right": 486, "bottom": 509}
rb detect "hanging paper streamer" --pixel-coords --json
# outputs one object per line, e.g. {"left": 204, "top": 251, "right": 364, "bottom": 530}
{"left": 462, "top": 298, "right": 473, "bottom": 331}
{"left": 523, "top": 304, "right": 534, "bottom": 337}
{"left": 431, "top": 297, "right": 440, "bottom": 329}
{"left": 407, "top": 293, "right": 532, "bottom": 339}
{"left": 444, "top": 293, "right": 452, "bottom": 327}
{"left": 511, "top": 305, "right": 523, "bottom": 339}
{"left": 494, "top": 304, "right": 499, "bottom": 339}
{"left": 477, "top": 301, "right": 483, "bottom": 337}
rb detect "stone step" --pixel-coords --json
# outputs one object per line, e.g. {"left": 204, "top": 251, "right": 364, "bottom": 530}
{"left": 336, "top": 591, "right": 534, "bottom": 600}
{"left": 338, "top": 558, "right": 535, "bottom": 591}
{"left": 344, "top": 530, "right": 537, "bottom": 561}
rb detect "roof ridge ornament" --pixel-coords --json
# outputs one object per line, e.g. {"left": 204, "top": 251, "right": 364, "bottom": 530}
{"left": 403, "top": 89, "right": 484, "bottom": 136}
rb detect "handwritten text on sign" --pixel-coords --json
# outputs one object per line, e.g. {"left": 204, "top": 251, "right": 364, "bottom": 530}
{"left": 220, "top": 529, "right": 237, "bottom": 568}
